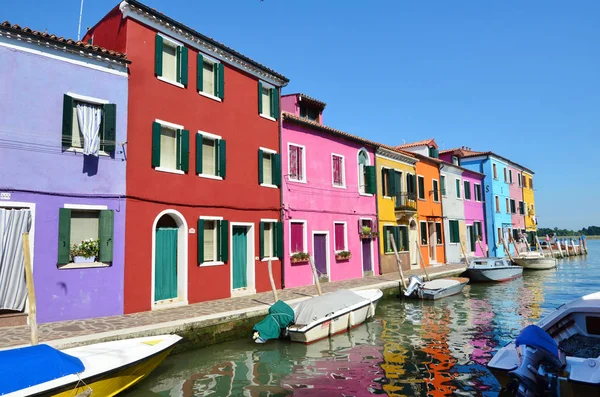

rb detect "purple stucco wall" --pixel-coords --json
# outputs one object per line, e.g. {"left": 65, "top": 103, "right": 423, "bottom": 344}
{"left": 462, "top": 170, "right": 487, "bottom": 257}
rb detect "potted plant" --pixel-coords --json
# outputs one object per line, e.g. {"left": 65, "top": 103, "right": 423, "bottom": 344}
{"left": 335, "top": 250, "right": 352, "bottom": 261}
{"left": 290, "top": 252, "right": 310, "bottom": 264}
{"left": 70, "top": 238, "right": 99, "bottom": 263}
{"left": 360, "top": 226, "right": 379, "bottom": 239}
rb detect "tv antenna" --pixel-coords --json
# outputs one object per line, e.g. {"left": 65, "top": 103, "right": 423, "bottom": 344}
{"left": 77, "top": 0, "right": 85, "bottom": 41}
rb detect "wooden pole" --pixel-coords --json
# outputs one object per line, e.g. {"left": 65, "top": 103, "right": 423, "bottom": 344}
{"left": 501, "top": 238, "right": 514, "bottom": 262}
{"left": 535, "top": 236, "right": 543, "bottom": 254}
{"left": 571, "top": 240, "right": 578, "bottom": 257}
{"left": 476, "top": 238, "right": 485, "bottom": 258}
{"left": 509, "top": 234, "right": 521, "bottom": 257}
{"left": 547, "top": 238, "right": 555, "bottom": 258}
{"left": 308, "top": 256, "right": 323, "bottom": 296}
{"left": 459, "top": 239, "right": 469, "bottom": 264}
{"left": 22, "top": 233, "right": 38, "bottom": 345}
{"left": 415, "top": 240, "right": 430, "bottom": 281}
{"left": 267, "top": 258, "right": 278, "bottom": 302}
{"left": 556, "top": 238, "right": 564, "bottom": 258}
{"left": 583, "top": 238, "right": 588, "bottom": 254}
{"left": 388, "top": 233, "right": 407, "bottom": 290}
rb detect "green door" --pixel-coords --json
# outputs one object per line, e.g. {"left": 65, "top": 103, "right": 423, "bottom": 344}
{"left": 232, "top": 226, "right": 248, "bottom": 289}
{"left": 155, "top": 227, "right": 178, "bottom": 301}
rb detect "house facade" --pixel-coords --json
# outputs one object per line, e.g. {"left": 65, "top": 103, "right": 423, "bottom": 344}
{"left": 280, "top": 94, "right": 379, "bottom": 288}
{"left": 508, "top": 163, "right": 526, "bottom": 246}
{"left": 375, "top": 147, "right": 418, "bottom": 272}
{"left": 522, "top": 171, "right": 537, "bottom": 242}
{"left": 85, "top": 0, "right": 288, "bottom": 313}
{"left": 439, "top": 161, "right": 466, "bottom": 264}
{"left": 0, "top": 23, "right": 129, "bottom": 324}
{"left": 461, "top": 169, "right": 487, "bottom": 257}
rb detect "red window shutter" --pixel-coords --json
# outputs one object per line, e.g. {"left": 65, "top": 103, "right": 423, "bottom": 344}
{"left": 297, "top": 147, "right": 304, "bottom": 180}
{"left": 291, "top": 223, "right": 304, "bottom": 252}
{"left": 335, "top": 223, "right": 345, "bottom": 251}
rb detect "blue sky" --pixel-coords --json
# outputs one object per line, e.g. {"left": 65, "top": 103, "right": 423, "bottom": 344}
{"left": 4, "top": 1, "right": 599, "bottom": 230}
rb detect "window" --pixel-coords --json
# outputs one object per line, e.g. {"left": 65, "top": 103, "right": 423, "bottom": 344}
{"left": 155, "top": 34, "right": 188, "bottom": 86}
{"left": 62, "top": 94, "right": 116, "bottom": 155}
{"left": 455, "top": 179, "right": 461, "bottom": 199}
{"left": 290, "top": 221, "right": 306, "bottom": 253}
{"left": 464, "top": 181, "right": 471, "bottom": 200}
{"left": 196, "top": 132, "right": 226, "bottom": 178}
{"left": 260, "top": 221, "right": 283, "bottom": 259}
{"left": 381, "top": 168, "right": 390, "bottom": 197}
{"left": 449, "top": 220, "right": 460, "bottom": 243}
{"left": 258, "top": 148, "right": 281, "bottom": 187}
{"left": 288, "top": 144, "right": 305, "bottom": 182}
{"left": 505, "top": 198, "right": 510, "bottom": 213}
{"left": 418, "top": 176, "right": 425, "bottom": 200}
{"left": 435, "top": 222, "right": 443, "bottom": 244}
{"left": 258, "top": 82, "right": 279, "bottom": 119}
{"left": 57, "top": 207, "right": 114, "bottom": 266}
{"left": 474, "top": 184, "right": 482, "bottom": 201}
{"left": 152, "top": 120, "right": 189, "bottom": 173}
{"left": 383, "top": 225, "right": 408, "bottom": 252}
{"left": 358, "top": 149, "right": 372, "bottom": 194}
{"left": 493, "top": 164, "right": 498, "bottom": 179}
{"left": 503, "top": 168, "right": 508, "bottom": 182}
{"left": 300, "top": 104, "right": 319, "bottom": 121}
{"left": 197, "top": 54, "right": 224, "bottom": 99}
{"left": 432, "top": 180, "right": 440, "bottom": 202}
{"left": 509, "top": 170, "right": 513, "bottom": 184}
{"left": 428, "top": 146, "right": 439, "bottom": 158}
{"left": 440, "top": 175, "right": 447, "bottom": 196}
{"left": 495, "top": 196, "right": 500, "bottom": 212}
{"left": 512, "top": 228, "right": 520, "bottom": 241}
{"left": 420, "top": 221, "right": 428, "bottom": 245}
{"left": 474, "top": 221, "right": 483, "bottom": 240}
{"left": 332, "top": 154, "right": 346, "bottom": 187}
{"left": 382, "top": 168, "right": 401, "bottom": 197}
{"left": 197, "top": 218, "right": 229, "bottom": 264}
{"left": 519, "top": 201, "right": 525, "bottom": 215}
{"left": 406, "top": 174, "right": 416, "bottom": 198}
{"left": 451, "top": 156, "right": 460, "bottom": 166}
{"left": 510, "top": 199, "right": 516, "bottom": 214}
{"left": 497, "top": 227, "right": 502, "bottom": 242}
{"left": 518, "top": 173, "right": 522, "bottom": 187}
{"left": 529, "top": 178, "right": 534, "bottom": 189}
{"left": 334, "top": 222, "right": 347, "bottom": 252}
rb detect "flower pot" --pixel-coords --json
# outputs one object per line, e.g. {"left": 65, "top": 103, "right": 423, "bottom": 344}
{"left": 335, "top": 253, "right": 352, "bottom": 261}
{"left": 73, "top": 256, "right": 96, "bottom": 263}
{"left": 290, "top": 257, "right": 309, "bottom": 264}
{"left": 360, "top": 234, "right": 371, "bottom": 240}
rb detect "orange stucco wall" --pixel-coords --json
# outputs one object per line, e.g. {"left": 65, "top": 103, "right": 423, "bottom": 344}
{"left": 416, "top": 160, "right": 445, "bottom": 266}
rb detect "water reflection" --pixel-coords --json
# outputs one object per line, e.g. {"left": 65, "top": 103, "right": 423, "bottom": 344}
{"left": 125, "top": 241, "right": 599, "bottom": 397}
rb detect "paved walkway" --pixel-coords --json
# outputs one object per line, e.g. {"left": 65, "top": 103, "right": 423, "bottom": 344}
{"left": 0, "top": 264, "right": 466, "bottom": 350}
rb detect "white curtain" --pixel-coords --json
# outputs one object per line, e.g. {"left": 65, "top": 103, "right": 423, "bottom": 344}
{"left": 0, "top": 209, "right": 32, "bottom": 312}
{"left": 76, "top": 103, "right": 103, "bottom": 156}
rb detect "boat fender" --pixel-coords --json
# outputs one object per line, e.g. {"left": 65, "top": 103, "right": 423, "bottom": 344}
{"left": 349, "top": 311, "right": 355, "bottom": 327}
{"left": 329, "top": 316, "right": 335, "bottom": 336}
{"left": 368, "top": 302, "right": 375, "bottom": 318}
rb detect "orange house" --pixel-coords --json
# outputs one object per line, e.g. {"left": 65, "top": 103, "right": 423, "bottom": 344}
{"left": 396, "top": 140, "right": 445, "bottom": 267}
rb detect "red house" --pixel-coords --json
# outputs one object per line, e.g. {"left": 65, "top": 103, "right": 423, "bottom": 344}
{"left": 85, "top": 1, "right": 288, "bottom": 313}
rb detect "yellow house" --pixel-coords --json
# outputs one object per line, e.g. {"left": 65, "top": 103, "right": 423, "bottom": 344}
{"left": 523, "top": 170, "right": 537, "bottom": 237}
{"left": 375, "top": 147, "right": 419, "bottom": 273}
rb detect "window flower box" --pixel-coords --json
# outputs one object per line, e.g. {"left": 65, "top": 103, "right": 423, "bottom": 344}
{"left": 73, "top": 256, "right": 96, "bottom": 264}
{"left": 290, "top": 252, "right": 310, "bottom": 264}
{"left": 335, "top": 251, "right": 352, "bottom": 261}
{"left": 70, "top": 238, "right": 99, "bottom": 264}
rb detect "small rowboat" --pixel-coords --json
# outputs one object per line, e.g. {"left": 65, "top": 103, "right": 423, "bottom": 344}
{"left": 466, "top": 257, "right": 523, "bottom": 282}
{"left": 0, "top": 334, "right": 181, "bottom": 396}
{"left": 404, "top": 275, "right": 469, "bottom": 300}
{"left": 512, "top": 251, "right": 557, "bottom": 270}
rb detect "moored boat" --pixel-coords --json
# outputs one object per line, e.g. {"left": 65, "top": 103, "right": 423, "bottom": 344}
{"left": 513, "top": 251, "right": 557, "bottom": 270}
{"left": 403, "top": 275, "right": 469, "bottom": 300}
{"left": 488, "top": 291, "right": 600, "bottom": 396}
{"left": 466, "top": 257, "right": 523, "bottom": 282}
{"left": 0, "top": 334, "right": 181, "bottom": 397}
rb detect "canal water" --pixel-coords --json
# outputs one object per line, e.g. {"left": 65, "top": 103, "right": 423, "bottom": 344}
{"left": 125, "top": 241, "right": 599, "bottom": 397}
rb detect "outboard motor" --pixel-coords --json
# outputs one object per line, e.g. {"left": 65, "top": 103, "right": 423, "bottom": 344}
{"left": 404, "top": 275, "right": 424, "bottom": 297}
{"left": 509, "top": 325, "right": 565, "bottom": 397}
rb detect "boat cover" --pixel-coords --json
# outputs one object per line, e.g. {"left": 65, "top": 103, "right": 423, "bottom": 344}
{"left": 293, "top": 290, "right": 367, "bottom": 325}
{"left": 0, "top": 344, "right": 85, "bottom": 395}
{"left": 516, "top": 324, "right": 559, "bottom": 358}
{"left": 253, "top": 300, "right": 295, "bottom": 342}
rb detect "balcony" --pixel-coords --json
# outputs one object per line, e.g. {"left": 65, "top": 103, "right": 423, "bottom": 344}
{"left": 394, "top": 192, "right": 417, "bottom": 220}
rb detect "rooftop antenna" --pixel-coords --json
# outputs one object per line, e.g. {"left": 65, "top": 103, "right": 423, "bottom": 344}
{"left": 77, "top": 0, "right": 85, "bottom": 41}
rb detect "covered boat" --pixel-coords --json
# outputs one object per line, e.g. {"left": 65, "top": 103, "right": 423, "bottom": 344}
{"left": 488, "top": 291, "right": 600, "bottom": 396}
{"left": 466, "top": 257, "right": 523, "bottom": 282}
{"left": 252, "top": 289, "right": 382, "bottom": 344}
{"left": 513, "top": 251, "right": 557, "bottom": 270}
{"left": 0, "top": 334, "right": 181, "bottom": 396}
{"left": 404, "top": 275, "right": 469, "bottom": 300}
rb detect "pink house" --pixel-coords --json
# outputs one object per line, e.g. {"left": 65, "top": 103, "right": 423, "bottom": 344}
{"left": 508, "top": 164, "right": 526, "bottom": 245}
{"left": 281, "top": 94, "right": 379, "bottom": 288}
{"left": 462, "top": 169, "right": 487, "bottom": 257}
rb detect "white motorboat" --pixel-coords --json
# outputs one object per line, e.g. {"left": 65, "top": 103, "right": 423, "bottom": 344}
{"left": 252, "top": 289, "right": 383, "bottom": 344}
{"left": 466, "top": 257, "right": 523, "bottom": 282}
{"left": 488, "top": 291, "right": 600, "bottom": 396}
{"left": 0, "top": 334, "right": 181, "bottom": 396}
{"left": 404, "top": 275, "right": 469, "bottom": 300}
{"left": 513, "top": 251, "right": 557, "bottom": 270}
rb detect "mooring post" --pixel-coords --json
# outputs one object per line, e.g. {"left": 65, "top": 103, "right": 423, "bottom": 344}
{"left": 22, "top": 233, "right": 38, "bottom": 345}
{"left": 389, "top": 233, "right": 407, "bottom": 291}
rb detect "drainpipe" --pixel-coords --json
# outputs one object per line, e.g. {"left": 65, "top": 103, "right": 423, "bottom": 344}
{"left": 374, "top": 147, "right": 382, "bottom": 275}
{"left": 278, "top": 85, "right": 286, "bottom": 289}
{"left": 481, "top": 158, "right": 491, "bottom": 256}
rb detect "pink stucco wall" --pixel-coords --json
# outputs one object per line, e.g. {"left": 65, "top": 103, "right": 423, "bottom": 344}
{"left": 508, "top": 165, "right": 525, "bottom": 230}
{"left": 462, "top": 170, "right": 487, "bottom": 257}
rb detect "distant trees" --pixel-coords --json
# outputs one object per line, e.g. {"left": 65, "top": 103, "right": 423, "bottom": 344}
{"left": 537, "top": 226, "right": 599, "bottom": 236}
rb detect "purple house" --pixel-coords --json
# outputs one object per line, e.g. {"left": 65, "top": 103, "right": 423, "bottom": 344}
{"left": 0, "top": 23, "right": 129, "bottom": 325}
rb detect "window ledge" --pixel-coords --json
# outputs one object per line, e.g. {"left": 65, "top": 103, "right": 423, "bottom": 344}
{"left": 332, "top": 184, "right": 347, "bottom": 189}
{"left": 358, "top": 192, "right": 373, "bottom": 197}
{"left": 64, "top": 147, "right": 111, "bottom": 157}
{"left": 383, "top": 196, "right": 392, "bottom": 200}
{"left": 198, "top": 173, "right": 223, "bottom": 180}
{"left": 157, "top": 76, "right": 185, "bottom": 89}
{"left": 59, "top": 262, "right": 111, "bottom": 270}
{"left": 260, "top": 183, "right": 278, "bottom": 189}
{"left": 385, "top": 251, "right": 407, "bottom": 255}
{"left": 261, "top": 257, "right": 279, "bottom": 262}
{"left": 200, "top": 261, "right": 225, "bottom": 267}
{"left": 418, "top": 198, "right": 427, "bottom": 202}
{"left": 156, "top": 167, "right": 185, "bottom": 175}
{"left": 288, "top": 178, "right": 307, "bottom": 184}
{"left": 259, "top": 113, "right": 277, "bottom": 122}
{"left": 198, "top": 91, "right": 222, "bottom": 102}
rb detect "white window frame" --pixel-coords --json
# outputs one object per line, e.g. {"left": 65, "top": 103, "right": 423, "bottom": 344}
{"left": 261, "top": 218, "right": 278, "bottom": 261}
{"left": 463, "top": 180, "right": 471, "bottom": 201}
{"left": 199, "top": 215, "right": 224, "bottom": 267}
{"left": 432, "top": 179, "right": 440, "bottom": 202}
{"left": 154, "top": 118, "right": 185, "bottom": 175}
{"left": 495, "top": 195, "right": 500, "bottom": 213}
{"left": 381, "top": 166, "right": 393, "bottom": 199}
{"left": 474, "top": 183, "right": 482, "bottom": 202}
{"left": 287, "top": 142, "right": 307, "bottom": 183}
{"left": 417, "top": 174, "right": 426, "bottom": 200}
{"left": 448, "top": 219, "right": 460, "bottom": 245}
{"left": 197, "top": 130, "right": 223, "bottom": 180}
{"left": 331, "top": 153, "right": 346, "bottom": 188}
{"left": 198, "top": 54, "right": 222, "bottom": 102}
{"left": 509, "top": 170, "right": 513, "bottom": 184}
{"left": 259, "top": 80, "right": 276, "bottom": 122}
{"left": 259, "top": 147, "right": 278, "bottom": 189}
{"left": 435, "top": 221, "right": 444, "bottom": 246}
{"left": 506, "top": 198, "right": 510, "bottom": 214}
{"left": 60, "top": 203, "right": 110, "bottom": 269}
{"left": 289, "top": 220, "right": 308, "bottom": 254}
{"left": 333, "top": 221, "right": 348, "bottom": 253}
{"left": 64, "top": 93, "right": 111, "bottom": 156}
{"left": 357, "top": 148, "right": 371, "bottom": 196}
{"left": 455, "top": 178, "right": 462, "bottom": 200}
{"left": 518, "top": 173, "right": 522, "bottom": 187}
{"left": 157, "top": 33, "right": 185, "bottom": 89}
{"left": 440, "top": 175, "right": 447, "bottom": 197}
{"left": 419, "top": 221, "right": 428, "bottom": 245}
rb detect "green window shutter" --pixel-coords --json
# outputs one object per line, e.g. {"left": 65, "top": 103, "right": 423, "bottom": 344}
{"left": 388, "top": 170, "right": 396, "bottom": 196}
{"left": 364, "top": 165, "right": 376, "bottom": 194}
{"left": 393, "top": 227, "right": 401, "bottom": 251}
{"left": 196, "top": 53, "right": 204, "bottom": 92}
{"left": 98, "top": 210, "right": 114, "bottom": 262}
{"left": 219, "top": 220, "right": 229, "bottom": 262}
{"left": 102, "top": 103, "right": 116, "bottom": 152}
{"left": 179, "top": 129, "right": 189, "bottom": 172}
{"left": 197, "top": 219, "right": 204, "bottom": 265}
{"left": 418, "top": 177, "right": 425, "bottom": 199}
{"left": 213, "top": 63, "right": 219, "bottom": 96}
{"left": 440, "top": 176, "right": 446, "bottom": 195}
{"left": 456, "top": 179, "right": 461, "bottom": 198}
{"left": 178, "top": 46, "right": 188, "bottom": 85}
{"left": 275, "top": 222, "right": 283, "bottom": 258}
{"left": 57, "top": 208, "right": 71, "bottom": 265}
{"left": 196, "top": 133, "right": 203, "bottom": 174}
{"left": 152, "top": 122, "right": 161, "bottom": 168}
{"left": 394, "top": 171, "right": 402, "bottom": 196}
{"left": 258, "top": 81, "right": 263, "bottom": 114}
{"left": 62, "top": 94, "right": 74, "bottom": 147}
{"left": 259, "top": 222, "right": 265, "bottom": 259}
{"left": 176, "top": 130, "right": 181, "bottom": 171}
{"left": 258, "top": 149, "right": 264, "bottom": 184}
{"left": 218, "top": 139, "right": 227, "bottom": 178}
{"left": 155, "top": 34, "right": 163, "bottom": 76}
{"left": 217, "top": 63, "right": 225, "bottom": 99}
{"left": 270, "top": 88, "right": 279, "bottom": 119}
{"left": 272, "top": 153, "right": 281, "bottom": 187}
{"left": 402, "top": 227, "right": 409, "bottom": 251}
{"left": 383, "top": 227, "right": 389, "bottom": 252}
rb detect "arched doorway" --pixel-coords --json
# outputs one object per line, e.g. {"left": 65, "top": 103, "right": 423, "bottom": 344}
{"left": 409, "top": 219, "right": 419, "bottom": 269}
{"left": 152, "top": 210, "right": 188, "bottom": 306}
{"left": 357, "top": 149, "right": 370, "bottom": 194}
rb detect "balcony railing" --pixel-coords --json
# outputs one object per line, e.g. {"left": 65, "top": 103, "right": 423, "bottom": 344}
{"left": 394, "top": 192, "right": 417, "bottom": 214}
